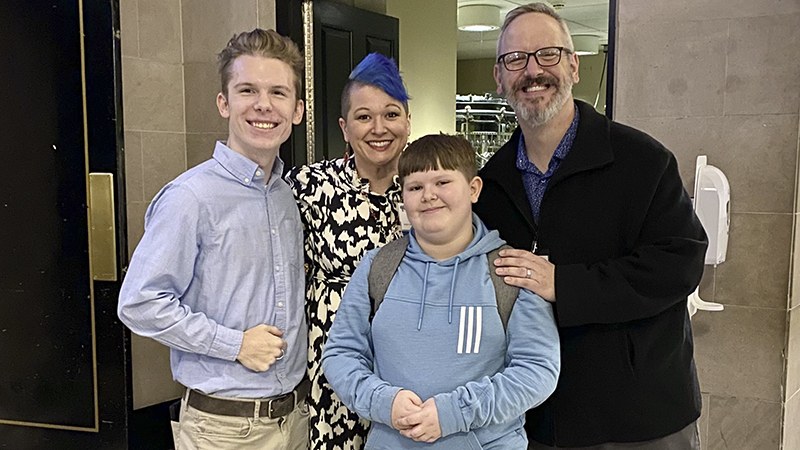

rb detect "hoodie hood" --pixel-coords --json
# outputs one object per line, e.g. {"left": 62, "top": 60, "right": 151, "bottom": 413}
{"left": 404, "top": 213, "right": 505, "bottom": 329}
{"left": 405, "top": 212, "right": 504, "bottom": 264}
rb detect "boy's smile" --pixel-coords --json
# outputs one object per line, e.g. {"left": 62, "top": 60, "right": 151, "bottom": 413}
{"left": 402, "top": 168, "right": 482, "bottom": 249}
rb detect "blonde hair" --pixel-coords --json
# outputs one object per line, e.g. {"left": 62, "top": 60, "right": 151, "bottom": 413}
{"left": 217, "top": 29, "right": 303, "bottom": 98}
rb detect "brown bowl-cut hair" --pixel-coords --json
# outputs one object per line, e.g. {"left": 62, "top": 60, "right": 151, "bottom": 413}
{"left": 398, "top": 134, "right": 478, "bottom": 186}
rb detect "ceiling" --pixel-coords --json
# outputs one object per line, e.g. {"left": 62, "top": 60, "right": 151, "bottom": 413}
{"left": 457, "top": 0, "right": 610, "bottom": 60}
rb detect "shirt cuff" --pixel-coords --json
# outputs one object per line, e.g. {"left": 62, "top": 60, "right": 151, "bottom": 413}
{"left": 372, "top": 385, "right": 403, "bottom": 427}
{"left": 434, "top": 392, "right": 464, "bottom": 437}
{"left": 208, "top": 325, "right": 244, "bottom": 361}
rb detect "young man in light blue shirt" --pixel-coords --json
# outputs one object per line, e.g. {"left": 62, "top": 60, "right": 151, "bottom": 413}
{"left": 118, "top": 29, "right": 307, "bottom": 450}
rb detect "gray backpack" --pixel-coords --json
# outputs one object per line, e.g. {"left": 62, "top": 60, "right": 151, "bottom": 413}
{"left": 367, "top": 235, "right": 519, "bottom": 331}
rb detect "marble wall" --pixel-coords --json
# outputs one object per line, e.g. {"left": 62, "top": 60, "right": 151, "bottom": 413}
{"left": 614, "top": 0, "right": 800, "bottom": 448}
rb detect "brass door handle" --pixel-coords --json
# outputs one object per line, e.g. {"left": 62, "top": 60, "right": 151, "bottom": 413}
{"left": 88, "top": 173, "right": 117, "bottom": 281}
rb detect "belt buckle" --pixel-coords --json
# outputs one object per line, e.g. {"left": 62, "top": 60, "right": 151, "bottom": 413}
{"left": 267, "top": 391, "right": 296, "bottom": 419}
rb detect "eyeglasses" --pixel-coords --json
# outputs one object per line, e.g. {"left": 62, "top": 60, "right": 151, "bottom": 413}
{"left": 497, "top": 47, "right": 573, "bottom": 71}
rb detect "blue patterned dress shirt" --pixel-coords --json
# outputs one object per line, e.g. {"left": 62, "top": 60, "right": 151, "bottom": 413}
{"left": 516, "top": 104, "right": 580, "bottom": 223}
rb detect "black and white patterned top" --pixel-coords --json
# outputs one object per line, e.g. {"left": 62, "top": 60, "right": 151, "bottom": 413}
{"left": 285, "top": 156, "right": 402, "bottom": 450}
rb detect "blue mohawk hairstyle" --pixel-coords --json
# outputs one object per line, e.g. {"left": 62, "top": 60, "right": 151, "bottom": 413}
{"left": 348, "top": 53, "right": 410, "bottom": 105}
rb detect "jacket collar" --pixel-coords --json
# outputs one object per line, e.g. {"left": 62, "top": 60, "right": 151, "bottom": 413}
{"left": 550, "top": 100, "right": 614, "bottom": 185}
{"left": 480, "top": 100, "right": 614, "bottom": 230}
{"left": 482, "top": 100, "right": 614, "bottom": 193}
{"left": 480, "top": 126, "right": 537, "bottom": 230}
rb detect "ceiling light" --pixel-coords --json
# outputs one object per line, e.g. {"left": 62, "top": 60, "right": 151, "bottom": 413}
{"left": 458, "top": 5, "right": 501, "bottom": 32}
{"left": 572, "top": 35, "right": 600, "bottom": 55}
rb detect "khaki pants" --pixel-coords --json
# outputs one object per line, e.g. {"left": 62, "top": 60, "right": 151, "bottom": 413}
{"left": 528, "top": 422, "right": 700, "bottom": 450}
{"left": 173, "top": 394, "right": 309, "bottom": 450}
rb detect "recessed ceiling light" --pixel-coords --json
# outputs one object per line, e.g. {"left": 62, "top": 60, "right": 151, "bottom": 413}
{"left": 457, "top": 5, "right": 501, "bottom": 32}
{"left": 572, "top": 35, "right": 600, "bottom": 55}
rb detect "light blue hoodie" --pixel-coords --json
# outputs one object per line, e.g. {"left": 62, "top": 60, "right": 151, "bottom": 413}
{"left": 322, "top": 214, "right": 560, "bottom": 450}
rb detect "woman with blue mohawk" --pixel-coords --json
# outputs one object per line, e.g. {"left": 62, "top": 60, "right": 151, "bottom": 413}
{"left": 286, "top": 53, "right": 411, "bottom": 450}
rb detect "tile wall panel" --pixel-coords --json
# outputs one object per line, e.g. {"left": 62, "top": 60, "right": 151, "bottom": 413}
{"left": 785, "top": 391, "right": 800, "bottom": 450}
{"left": 181, "top": 0, "right": 257, "bottom": 64}
{"left": 138, "top": 0, "right": 183, "bottom": 64}
{"left": 121, "top": 57, "right": 185, "bottom": 132}
{"left": 618, "top": 0, "right": 799, "bottom": 24}
{"left": 141, "top": 132, "right": 187, "bottom": 201}
{"left": 124, "top": 131, "right": 144, "bottom": 203}
{"left": 724, "top": 14, "right": 800, "bottom": 116}
{"left": 257, "top": 0, "right": 277, "bottom": 29}
{"left": 119, "top": 0, "right": 139, "bottom": 57}
{"left": 186, "top": 133, "right": 228, "bottom": 169}
{"left": 787, "top": 306, "right": 800, "bottom": 401}
{"left": 706, "top": 396, "right": 782, "bottom": 450}
{"left": 693, "top": 305, "right": 785, "bottom": 401}
{"left": 621, "top": 115, "right": 799, "bottom": 214}
{"left": 714, "top": 214, "right": 792, "bottom": 308}
{"left": 184, "top": 62, "right": 228, "bottom": 134}
{"left": 131, "top": 334, "right": 185, "bottom": 409}
{"left": 615, "top": 20, "right": 727, "bottom": 120}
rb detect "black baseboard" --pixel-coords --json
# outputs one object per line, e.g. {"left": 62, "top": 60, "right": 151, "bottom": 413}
{"left": 129, "top": 399, "right": 178, "bottom": 450}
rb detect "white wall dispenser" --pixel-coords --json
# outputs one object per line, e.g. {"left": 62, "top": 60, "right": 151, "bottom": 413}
{"left": 688, "top": 155, "right": 729, "bottom": 317}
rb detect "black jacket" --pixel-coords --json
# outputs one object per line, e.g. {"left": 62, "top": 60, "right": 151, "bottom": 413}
{"left": 474, "top": 101, "right": 707, "bottom": 447}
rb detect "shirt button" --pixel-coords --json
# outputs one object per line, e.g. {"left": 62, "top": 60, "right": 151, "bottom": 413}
{"left": 256, "top": 170, "right": 262, "bottom": 176}
{"left": 244, "top": 178, "right": 250, "bottom": 183}
{"left": 277, "top": 302, "right": 284, "bottom": 308}
{"left": 275, "top": 265, "right": 281, "bottom": 271}
{"left": 271, "top": 228, "right": 277, "bottom": 235}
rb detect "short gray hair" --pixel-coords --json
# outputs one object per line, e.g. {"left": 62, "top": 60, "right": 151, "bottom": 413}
{"left": 496, "top": 3, "right": 574, "bottom": 58}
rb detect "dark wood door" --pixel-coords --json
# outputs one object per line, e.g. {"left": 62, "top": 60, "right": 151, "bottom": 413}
{"left": 0, "top": 0, "right": 129, "bottom": 448}
{"left": 277, "top": 0, "right": 400, "bottom": 166}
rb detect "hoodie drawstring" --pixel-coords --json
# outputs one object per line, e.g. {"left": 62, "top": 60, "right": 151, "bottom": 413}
{"left": 448, "top": 257, "right": 461, "bottom": 324}
{"left": 418, "top": 262, "right": 430, "bottom": 330}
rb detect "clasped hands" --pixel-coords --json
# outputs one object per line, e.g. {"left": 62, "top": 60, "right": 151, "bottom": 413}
{"left": 391, "top": 390, "right": 442, "bottom": 443}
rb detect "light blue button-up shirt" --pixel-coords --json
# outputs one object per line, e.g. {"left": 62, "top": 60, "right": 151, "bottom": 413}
{"left": 118, "top": 141, "right": 306, "bottom": 398}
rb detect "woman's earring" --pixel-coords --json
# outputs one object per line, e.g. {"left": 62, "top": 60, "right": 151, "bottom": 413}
{"left": 343, "top": 142, "right": 351, "bottom": 162}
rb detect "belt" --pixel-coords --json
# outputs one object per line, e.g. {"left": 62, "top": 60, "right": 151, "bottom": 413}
{"left": 186, "top": 377, "right": 310, "bottom": 419}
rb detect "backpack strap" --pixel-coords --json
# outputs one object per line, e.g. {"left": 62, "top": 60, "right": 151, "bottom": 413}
{"left": 367, "top": 235, "right": 410, "bottom": 321}
{"left": 487, "top": 244, "right": 520, "bottom": 332}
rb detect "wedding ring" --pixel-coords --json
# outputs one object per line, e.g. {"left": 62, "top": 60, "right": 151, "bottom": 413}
{"left": 526, "top": 269, "right": 532, "bottom": 279}
{"left": 276, "top": 349, "right": 285, "bottom": 360}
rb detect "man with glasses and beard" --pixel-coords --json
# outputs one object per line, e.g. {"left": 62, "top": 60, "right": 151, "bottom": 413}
{"left": 474, "top": 3, "right": 708, "bottom": 449}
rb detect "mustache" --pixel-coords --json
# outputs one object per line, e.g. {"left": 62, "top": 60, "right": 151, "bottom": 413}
{"left": 512, "top": 74, "right": 560, "bottom": 91}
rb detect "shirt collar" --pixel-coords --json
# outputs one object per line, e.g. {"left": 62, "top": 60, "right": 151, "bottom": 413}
{"left": 212, "top": 141, "right": 283, "bottom": 186}
{"left": 515, "top": 103, "right": 580, "bottom": 175}
{"left": 343, "top": 156, "right": 401, "bottom": 196}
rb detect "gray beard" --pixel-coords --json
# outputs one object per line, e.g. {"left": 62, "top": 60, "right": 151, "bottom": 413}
{"left": 507, "top": 78, "right": 573, "bottom": 127}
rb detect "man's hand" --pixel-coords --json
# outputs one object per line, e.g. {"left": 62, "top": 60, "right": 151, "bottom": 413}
{"left": 236, "top": 324, "right": 286, "bottom": 372}
{"left": 494, "top": 248, "right": 556, "bottom": 302}
{"left": 391, "top": 390, "right": 423, "bottom": 430}
{"left": 398, "top": 398, "right": 442, "bottom": 442}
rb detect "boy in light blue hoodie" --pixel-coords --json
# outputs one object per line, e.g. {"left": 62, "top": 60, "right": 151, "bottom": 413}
{"left": 321, "top": 134, "right": 560, "bottom": 449}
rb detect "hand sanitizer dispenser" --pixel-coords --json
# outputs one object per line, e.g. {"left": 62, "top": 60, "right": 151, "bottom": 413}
{"left": 694, "top": 155, "right": 730, "bottom": 265}
{"left": 688, "top": 155, "right": 728, "bottom": 317}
